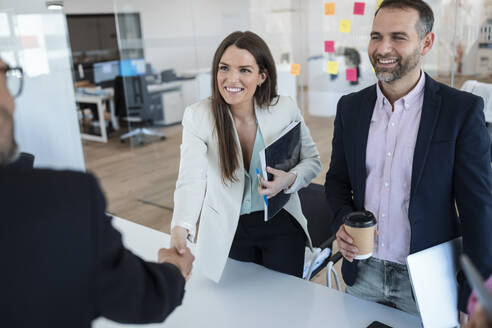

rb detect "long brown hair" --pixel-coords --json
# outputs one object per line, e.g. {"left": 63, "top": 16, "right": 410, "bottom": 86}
{"left": 211, "top": 31, "right": 278, "bottom": 183}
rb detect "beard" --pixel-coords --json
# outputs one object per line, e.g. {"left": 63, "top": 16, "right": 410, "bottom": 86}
{"left": 371, "top": 46, "right": 421, "bottom": 83}
{"left": 0, "top": 105, "right": 17, "bottom": 165}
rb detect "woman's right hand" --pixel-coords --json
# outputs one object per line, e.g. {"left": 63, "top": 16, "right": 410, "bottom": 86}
{"left": 170, "top": 226, "right": 189, "bottom": 255}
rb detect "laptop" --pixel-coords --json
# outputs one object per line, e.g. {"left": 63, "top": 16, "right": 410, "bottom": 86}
{"left": 406, "top": 237, "right": 462, "bottom": 328}
{"left": 460, "top": 255, "right": 492, "bottom": 322}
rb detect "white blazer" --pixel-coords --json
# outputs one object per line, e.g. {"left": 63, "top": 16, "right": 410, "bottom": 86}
{"left": 172, "top": 95, "right": 322, "bottom": 282}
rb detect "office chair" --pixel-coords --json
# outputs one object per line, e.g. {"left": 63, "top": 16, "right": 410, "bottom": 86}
{"left": 161, "top": 69, "right": 177, "bottom": 82}
{"left": 299, "top": 183, "right": 343, "bottom": 290}
{"left": 114, "top": 75, "right": 165, "bottom": 145}
{"left": 160, "top": 68, "right": 194, "bottom": 82}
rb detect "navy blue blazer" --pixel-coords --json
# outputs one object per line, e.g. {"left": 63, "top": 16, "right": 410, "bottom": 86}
{"left": 0, "top": 167, "right": 185, "bottom": 327}
{"left": 325, "top": 74, "right": 492, "bottom": 312}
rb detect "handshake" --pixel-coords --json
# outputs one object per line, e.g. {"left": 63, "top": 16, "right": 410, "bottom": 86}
{"left": 158, "top": 226, "right": 195, "bottom": 280}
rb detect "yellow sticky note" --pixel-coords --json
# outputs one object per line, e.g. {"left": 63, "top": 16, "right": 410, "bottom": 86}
{"left": 377, "top": 0, "right": 384, "bottom": 8}
{"left": 327, "top": 61, "right": 339, "bottom": 75}
{"left": 290, "top": 63, "right": 301, "bottom": 76}
{"left": 324, "top": 2, "right": 335, "bottom": 15}
{"left": 339, "top": 19, "right": 352, "bottom": 33}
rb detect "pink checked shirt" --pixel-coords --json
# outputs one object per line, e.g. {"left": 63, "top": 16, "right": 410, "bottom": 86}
{"left": 364, "top": 71, "right": 426, "bottom": 264}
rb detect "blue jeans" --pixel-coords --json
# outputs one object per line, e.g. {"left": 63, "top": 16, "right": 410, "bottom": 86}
{"left": 345, "top": 257, "right": 419, "bottom": 316}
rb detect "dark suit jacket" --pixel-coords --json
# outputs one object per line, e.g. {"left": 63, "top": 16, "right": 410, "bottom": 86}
{"left": 0, "top": 166, "right": 185, "bottom": 327}
{"left": 8, "top": 152, "right": 35, "bottom": 169}
{"left": 325, "top": 74, "right": 492, "bottom": 312}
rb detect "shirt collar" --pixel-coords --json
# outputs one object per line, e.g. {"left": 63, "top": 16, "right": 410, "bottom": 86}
{"left": 376, "top": 70, "right": 426, "bottom": 110}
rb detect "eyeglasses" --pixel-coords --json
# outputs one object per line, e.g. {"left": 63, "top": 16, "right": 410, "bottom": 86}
{"left": 0, "top": 66, "right": 24, "bottom": 98}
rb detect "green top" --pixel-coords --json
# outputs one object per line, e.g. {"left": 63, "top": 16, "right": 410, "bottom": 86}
{"left": 240, "top": 126, "right": 266, "bottom": 215}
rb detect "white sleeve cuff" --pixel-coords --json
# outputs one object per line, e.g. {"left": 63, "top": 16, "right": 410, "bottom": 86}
{"left": 283, "top": 170, "right": 300, "bottom": 194}
{"left": 171, "top": 221, "right": 196, "bottom": 242}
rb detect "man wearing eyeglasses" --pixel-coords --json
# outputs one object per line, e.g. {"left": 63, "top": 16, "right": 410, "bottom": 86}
{"left": 0, "top": 59, "right": 194, "bottom": 326}
{"left": 0, "top": 65, "right": 22, "bottom": 165}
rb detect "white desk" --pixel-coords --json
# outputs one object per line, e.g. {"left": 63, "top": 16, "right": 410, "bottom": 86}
{"left": 307, "top": 57, "right": 376, "bottom": 117}
{"left": 277, "top": 64, "right": 298, "bottom": 103}
{"left": 93, "top": 217, "right": 421, "bottom": 328}
{"left": 147, "top": 81, "right": 183, "bottom": 93}
{"left": 147, "top": 79, "right": 200, "bottom": 124}
{"left": 75, "top": 89, "right": 119, "bottom": 143}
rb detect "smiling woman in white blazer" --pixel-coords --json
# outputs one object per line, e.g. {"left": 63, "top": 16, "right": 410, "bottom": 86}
{"left": 171, "top": 31, "right": 322, "bottom": 282}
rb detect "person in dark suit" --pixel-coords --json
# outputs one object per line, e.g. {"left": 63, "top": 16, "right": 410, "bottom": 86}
{"left": 325, "top": 0, "right": 492, "bottom": 317}
{"left": 0, "top": 59, "right": 194, "bottom": 326}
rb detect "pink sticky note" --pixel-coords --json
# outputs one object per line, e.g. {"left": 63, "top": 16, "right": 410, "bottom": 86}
{"left": 354, "top": 2, "right": 365, "bottom": 15}
{"left": 346, "top": 68, "right": 357, "bottom": 82}
{"left": 324, "top": 41, "right": 335, "bottom": 53}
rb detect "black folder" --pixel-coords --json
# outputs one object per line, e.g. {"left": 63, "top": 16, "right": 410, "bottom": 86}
{"left": 259, "top": 121, "right": 301, "bottom": 221}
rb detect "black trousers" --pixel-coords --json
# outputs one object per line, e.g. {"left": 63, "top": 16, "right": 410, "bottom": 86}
{"left": 228, "top": 209, "right": 306, "bottom": 278}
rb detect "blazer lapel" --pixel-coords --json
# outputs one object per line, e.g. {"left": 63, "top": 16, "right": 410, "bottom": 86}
{"left": 355, "top": 86, "right": 377, "bottom": 207}
{"left": 410, "top": 74, "right": 441, "bottom": 201}
{"left": 254, "top": 102, "right": 266, "bottom": 143}
{"left": 227, "top": 109, "right": 244, "bottom": 171}
{"left": 255, "top": 100, "right": 277, "bottom": 146}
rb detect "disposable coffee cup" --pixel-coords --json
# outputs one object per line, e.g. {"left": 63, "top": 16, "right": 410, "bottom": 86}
{"left": 343, "top": 211, "right": 376, "bottom": 260}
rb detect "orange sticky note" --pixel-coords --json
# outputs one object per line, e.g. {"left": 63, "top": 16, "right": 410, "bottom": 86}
{"left": 346, "top": 68, "right": 357, "bottom": 81}
{"left": 339, "top": 19, "right": 352, "bottom": 33}
{"left": 327, "top": 61, "right": 339, "bottom": 75}
{"left": 377, "top": 0, "right": 384, "bottom": 8}
{"left": 354, "top": 2, "right": 365, "bottom": 15}
{"left": 290, "top": 63, "right": 301, "bottom": 76}
{"left": 324, "top": 40, "right": 335, "bottom": 53}
{"left": 324, "top": 2, "right": 335, "bottom": 15}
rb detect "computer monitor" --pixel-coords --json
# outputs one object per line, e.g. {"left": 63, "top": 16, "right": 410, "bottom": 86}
{"left": 93, "top": 60, "right": 120, "bottom": 84}
{"left": 120, "top": 59, "right": 146, "bottom": 77}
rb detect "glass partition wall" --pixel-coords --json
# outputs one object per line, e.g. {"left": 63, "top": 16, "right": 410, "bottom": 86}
{"left": 111, "top": 0, "right": 199, "bottom": 231}
{"left": 0, "top": 1, "right": 85, "bottom": 171}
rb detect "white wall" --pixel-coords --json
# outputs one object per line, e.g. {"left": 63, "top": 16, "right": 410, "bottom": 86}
{"left": 0, "top": 1, "right": 85, "bottom": 171}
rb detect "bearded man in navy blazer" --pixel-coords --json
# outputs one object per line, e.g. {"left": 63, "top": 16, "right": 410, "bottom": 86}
{"left": 0, "top": 58, "right": 194, "bottom": 327}
{"left": 325, "top": 0, "right": 492, "bottom": 317}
